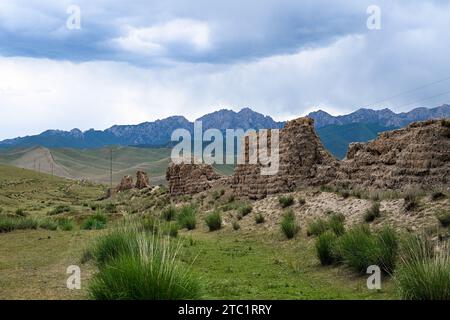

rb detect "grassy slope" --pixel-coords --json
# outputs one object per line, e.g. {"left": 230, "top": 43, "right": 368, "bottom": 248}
{"left": 317, "top": 123, "right": 394, "bottom": 159}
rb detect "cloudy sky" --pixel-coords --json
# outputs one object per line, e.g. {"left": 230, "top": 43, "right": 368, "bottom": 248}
{"left": 1, "top": 0, "right": 450, "bottom": 139}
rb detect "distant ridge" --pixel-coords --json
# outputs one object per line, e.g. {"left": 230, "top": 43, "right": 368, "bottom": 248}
{"left": 0, "top": 105, "right": 449, "bottom": 156}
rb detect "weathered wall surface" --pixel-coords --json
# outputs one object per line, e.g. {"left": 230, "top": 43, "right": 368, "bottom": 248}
{"left": 166, "top": 162, "right": 223, "bottom": 196}
{"left": 337, "top": 119, "right": 450, "bottom": 190}
{"left": 166, "top": 118, "right": 450, "bottom": 197}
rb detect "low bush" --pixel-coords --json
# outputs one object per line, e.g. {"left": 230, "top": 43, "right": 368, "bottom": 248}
{"left": 281, "top": 210, "right": 299, "bottom": 239}
{"left": 335, "top": 225, "right": 399, "bottom": 274}
{"left": 238, "top": 204, "right": 252, "bottom": 217}
{"left": 307, "top": 218, "right": 328, "bottom": 237}
{"left": 278, "top": 195, "right": 294, "bottom": 208}
{"left": 232, "top": 220, "right": 240, "bottom": 231}
{"left": 255, "top": 213, "right": 265, "bottom": 224}
{"left": 0, "top": 215, "right": 38, "bottom": 233}
{"left": 403, "top": 190, "right": 422, "bottom": 212}
{"left": 431, "top": 191, "right": 446, "bottom": 201}
{"left": 364, "top": 202, "right": 381, "bottom": 223}
{"left": 436, "top": 209, "right": 450, "bottom": 227}
{"left": 298, "top": 198, "right": 306, "bottom": 206}
{"left": 328, "top": 213, "right": 345, "bottom": 236}
{"left": 82, "top": 213, "right": 107, "bottom": 230}
{"left": 394, "top": 235, "right": 450, "bottom": 300}
{"left": 316, "top": 231, "right": 337, "bottom": 265}
{"left": 161, "top": 205, "right": 177, "bottom": 221}
{"left": 88, "top": 229, "right": 201, "bottom": 300}
{"left": 48, "top": 205, "right": 72, "bottom": 216}
{"left": 57, "top": 218, "right": 75, "bottom": 231}
{"left": 205, "top": 211, "right": 222, "bottom": 232}
{"left": 177, "top": 205, "right": 197, "bottom": 230}
{"left": 15, "top": 208, "right": 28, "bottom": 217}
{"left": 104, "top": 203, "right": 117, "bottom": 213}
{"left": 39, "top": 218, "right": 58, "bottom": 231}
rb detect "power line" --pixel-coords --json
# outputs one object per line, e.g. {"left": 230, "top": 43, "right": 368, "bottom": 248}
{"left": 394, "top": 88, "right": 450, "bottom": 110}
{"left": 359, "top": 75, "right": 450, "bottom": 109}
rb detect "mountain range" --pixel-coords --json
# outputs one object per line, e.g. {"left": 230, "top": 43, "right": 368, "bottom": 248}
{"left": 1, "top": 104, "right": 449, "bottom": 159}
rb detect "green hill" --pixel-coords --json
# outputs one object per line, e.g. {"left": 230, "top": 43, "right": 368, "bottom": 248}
{"left": 317, "top": 123, "right": 394, "bottom": 159}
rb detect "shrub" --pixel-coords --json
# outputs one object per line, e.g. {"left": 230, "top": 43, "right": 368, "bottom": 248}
{"left": 161, "top": 205, "right": 177, "bottom": 221}
{"left": 232, "top": 220, "right": 240, "bottom": 231}
{"left": 211, "top": 190, "right": 221, "bottom": 200}
{"left": 281, "top": 210, "right": 299, "bottom": 239}
{"left": 39, "top": 218, "right": 58, "bottom": 231}
{"left": 307, "top": 218, "right": 328, "bottom": 237}
{"left": 364, "top": 202, "right": 381, "bottom": 223}
{"left": 57, "top": 218, "right": 75, "bottom": 231}
{"left": 238, "top": 204, "right": 252, "bottom": 217}
{"left": 0, "top": 215, "right": 38, "bottom": 233}
{"left": 328, "top": 213, "right": 345, "bottom": 236}
{"left": 82, "top": 213, "right": 107, "bottom": 230}
{"left": 141, "top": 217, "right": 159, "bottom": 233}
{"left": 335, "top": 225, "right": 399, "bottom": 274}
{"left": 394, "top": 237, "right": 450, "bottom": 300}
{"left": 278, "top": 195, "right": 294, "bottom": 208}
{"left": 48, "top": 205, "right": 72, "bottom": 216}
{"left": 431, "top": 191, "right": 446, "bottom": 201}
{"left": 205, "top": 211, "right": 222, "bottom": 232}
{"left": 436, "top": 209, "right": 450, "bottom": 227}
{"left": 161, "top": 222, "right": 179, "bottom": 238}
{"left": 376, "top": 227, "right": 399, "bottom": 274}
{"left": 15, "top": 208, "right": 27, "bottom": 217}
{"left": 403, "top": 190, "right": 422, "bottom": 212}
{"left": 255, "top": 213, "right": 265, "bottom": 224}
{"left": 441, "top": 119, "right": 450, "bottom": 128}
{"left": 338, "top": 189, "right": 350, "bottom": 199}
{"left": 334, "top": 225, "right": 379, "bottom": 273}
{"left": 316, "top": 231, "right": 337, "bottom": 265}
{"left": 104, "top": 203, "right": 117, "bottom": 213}
{"left": 88, "top": 231, "right": 201, "bottom": 300}
{"left": 298, "top": 198, "right": 306, "bottom": 206}
{"left": 177, "top": 205, "right": 197, "bottom": 230}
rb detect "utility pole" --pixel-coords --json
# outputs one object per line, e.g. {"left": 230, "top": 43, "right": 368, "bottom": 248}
{"left": 110, "top": 148, "right": 113, "bottom": 189}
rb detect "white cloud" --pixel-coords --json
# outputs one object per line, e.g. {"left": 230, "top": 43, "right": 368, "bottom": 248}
{"left": 112, "top": 19, "right": 211, "bottom": 57}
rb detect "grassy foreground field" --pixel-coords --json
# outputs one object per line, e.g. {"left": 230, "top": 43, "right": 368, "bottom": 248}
{"left": 0, "top": 164, "right": 398, "bottom": 299}
{"left": 4, "top": 164, "right": 449, "bottom": 300}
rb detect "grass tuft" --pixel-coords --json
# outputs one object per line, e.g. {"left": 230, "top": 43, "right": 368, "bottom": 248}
{"left": 315, "top": 231, "right": 338, "bottom": 265}
{"left": 278, "top": 195, "right": 294, "bottom": 208}
{"left": 205, "top": 211, "right": 222, "bottom": 232}
{"left": 177, "top": 205, "right": 197, "bottom": 230}
{"left": 364, "top": 202, "right": 381, "bottom": 223}
{"left": 82, "top": 212, "right": 107, "bottom": 230}
{"left": 281, "top": 210, "right": 299, "bottom": 239}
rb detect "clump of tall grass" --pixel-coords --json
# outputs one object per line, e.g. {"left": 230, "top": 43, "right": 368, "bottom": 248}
{"left": 436, "top": 209, "right": 450, "bottom": 227}
{"left": 278, "top": 195, "right": 294, "bottom": 208}
{"left": 238, "top": 204, "right": 252, "bottom": 217}
{"left": 307, "top": 213, "right": 345, "bottom": 237}
{"left": 205, "top": 211, "right": 222, "bottom": 231}
{"left": 0, "top": 215, "right": 38, "bottom": 233}
{"left": 57, "top": 218, "right": 75, "bottom": 231}
{"left": 403, "top": 189, "right": 423, "bottom": 212}
{"left": 328, "top": 213, "right": 346, "bottom": 236}
{"left": 307, "top": 218, "right": 328, "bottom": 237}
{"left": 88, "top": 225, "right": 201, "bottom": 300}
{"left": 281, "top": 210, "right": 299, "bottom": 239}
{"left": 334, "top": 225, "right": 399, "bottom": 274}
{"left": 15, "top": 208, "right": 28, "bottom": 217}
{"left": 176, "top": 205, "right": 197, "bottom": 230}
{"left": 315, "top": 231, "right": 338, "bottom": 265}
{"left": 431, "top": 191, "right": 446, "bottom": 201}
{"left": 232, "top": 220, "right": 240, "bottom": 231}
{"left": 39, "top": 218, "right": 58, "bottom": 231}
{"left": 255, "top": 213, "right": 265, "bottom": 224}
{"left": 82, "top": 212, "right": 107, "bottom": 230}
{"left": 48, "top": 205, "right": 72, "bottom": 216}
{"left": 364, "top": 202, "right": 381, "bottom": 223}
{"left": 394, "top": 235, "right": 450, "bottom": 300}
{"left": 298, "top": 198, "right": 306, "bottom": 206}
{"left": 161, "top": 205, "right": 177, "bottom": 221}
{"left": 104, "top": 203, "right": 117, "bottom": 213}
